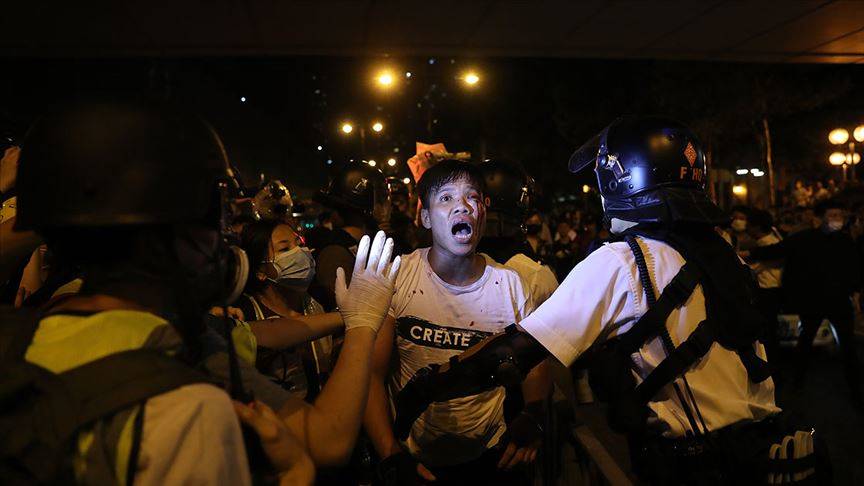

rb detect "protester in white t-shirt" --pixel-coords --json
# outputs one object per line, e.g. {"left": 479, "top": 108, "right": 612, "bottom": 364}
{"left": 364, "top": 161, "right": 547, "bottom": 485}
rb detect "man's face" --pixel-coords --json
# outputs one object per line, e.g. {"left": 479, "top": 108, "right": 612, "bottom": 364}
{"left": 824, "top": 208, "right": 846, "bottom": 229}
{"left": 421, "top": 177, "right": 486, "bottom": 257}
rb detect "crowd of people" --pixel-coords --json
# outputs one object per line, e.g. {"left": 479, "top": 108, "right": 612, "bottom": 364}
{"left": 0, "top": 101, "right": 855, "bottom": 485}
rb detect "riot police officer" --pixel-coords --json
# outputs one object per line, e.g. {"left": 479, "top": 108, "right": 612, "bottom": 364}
{"left": 393, "top": 116, "right": 822, "bottom": 484}
{"left": 477, "top": 158, "right": 557, "bottom": 307}
{"left": 2, "top": 100, "right": 403, "bottom": 484}
{"left": 309, "top": 161, "right": 391, "bottom": 311}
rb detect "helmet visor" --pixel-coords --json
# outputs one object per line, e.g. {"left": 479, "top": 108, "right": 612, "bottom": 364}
{"left": 568, "top": 126, "right": 609, "bottom": 173}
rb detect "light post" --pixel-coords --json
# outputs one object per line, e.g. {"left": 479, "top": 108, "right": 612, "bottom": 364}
{"left": 828, "top": 125, "right": 864, "bottom": 182}
{"left": 340, "top": 120, "right": 385, "bottom": 156}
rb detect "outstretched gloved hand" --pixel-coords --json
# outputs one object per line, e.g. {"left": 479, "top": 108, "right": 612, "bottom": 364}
{"left": 335, "top": 231, "right": 401, "bottom": 333}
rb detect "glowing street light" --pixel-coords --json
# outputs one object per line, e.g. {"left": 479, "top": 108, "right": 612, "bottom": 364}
{"left": 736, "top": 169, "right": 749, "bottom": 175}
{"left": 462, "top": 71, "right": 480, "bottom": 87}
{"left": 830, "top": 152, "right": 847, "bottom": 166}
{"left": 387, "top": 158, "right": 397, "bottom": 167}
{"left": 372, "top": 121, "right": 384, "bottom": 133}
{"left": 829, "top": 128, "right": 849, "bottom": 145}
{"left": 732, "top": 184, "right": 747, "bottom": 196}
{"left": 854, "top": 125, "right": 864, "bottom": 143}
{"left": 376, "top": 70, "right": 395, "bottom": 89}
{"left": 582, "top": 185, "right": 591, "bottom": 193}
{"left": 341, "top": 122, "right": 354, "bottom": 134}
{"left": 402, "top": 177, "right": 411, "bottom": 184}
{"left": 368, "top": 160, "right": 377, "bottom": 167}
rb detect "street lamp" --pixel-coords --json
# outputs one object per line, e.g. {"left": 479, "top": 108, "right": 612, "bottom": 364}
{"left": 462, "top": 71, "right": 480, "bottom": 87}
{"left": 828, "top": 124, "right": 864, "bottom": 182}
{"left": 339, "top": 120, "right": 387, "bottom": 155}
{"left": 829, "top": 128, "right": 849, "bottom": 145}
{"left": 830, "top": 152, "right": 847, "bottom": 166}
{"left": 387, "top": 158, "right": 397, "bottom": 167}
{"left": 375, "top": 70, "right": 396, "bottom": 90}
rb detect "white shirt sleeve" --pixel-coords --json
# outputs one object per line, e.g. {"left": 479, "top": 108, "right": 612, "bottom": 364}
{"left": 518, "top": 245, "right": 637, "bottom": 367}
{"left": 133, "top": 383, "right": 251, "bottom": 486}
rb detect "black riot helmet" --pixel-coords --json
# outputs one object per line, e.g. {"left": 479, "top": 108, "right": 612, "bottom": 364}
{"left": 569, "top": 116, "right": 725, "bottom": 226}
{"left": 386, "top": 176, "right": 411, "bottom": 198}
{"left": 478, "top": 158, "right": 534, "bottom": 220}
{"left": 16, "top": 100, "right": 232, "bottom": 230}
{"left": 15, "top": 99, "right": 250, "bottom": 307}
{"left": 318, "top": 161, "right": 389, "bottom": 215}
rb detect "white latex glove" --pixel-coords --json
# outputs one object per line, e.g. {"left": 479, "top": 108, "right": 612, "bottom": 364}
{"left": 335, "top": 231, "right": 401, "bottom": 332}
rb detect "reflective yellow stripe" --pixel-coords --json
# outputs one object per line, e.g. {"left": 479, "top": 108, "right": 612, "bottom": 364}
{"left": 25, "top": 310, "right": 171, "bottom": 484}
{"left": 232, "top": 320, "right": 258, "bottom": 365}
{"left": 114, "top": 406, "right": 140, "bottom": 486}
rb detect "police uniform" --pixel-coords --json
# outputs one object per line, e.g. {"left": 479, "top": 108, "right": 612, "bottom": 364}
{"left": 518, "top": 236, "right": 779, "bottom": 436}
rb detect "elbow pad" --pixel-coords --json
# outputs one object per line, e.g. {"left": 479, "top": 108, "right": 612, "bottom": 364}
{"left": 393, "top": 324, "right": 547, "bottom": 440}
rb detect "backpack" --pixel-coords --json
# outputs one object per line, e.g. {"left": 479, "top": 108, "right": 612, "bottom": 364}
{"left": 0, "top": 307, "right": 210, "bottom": 485}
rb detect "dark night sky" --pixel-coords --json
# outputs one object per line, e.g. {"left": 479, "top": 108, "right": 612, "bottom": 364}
{"left": 2, "top": 57, "right": 864, "bottom": 203}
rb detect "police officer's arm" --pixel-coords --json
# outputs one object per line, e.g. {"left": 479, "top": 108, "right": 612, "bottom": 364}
{"left": 394, "top": 246, "right": 633, "bottom": 438}
{"left": 362, "top": 315, "right": 402, "bottom": 458}
{"left": 250, "top": 312, "right": 343, "bottom": 349}
{"left": 497, "top": 358, "right": 550, "bottom": 469}
{"left": 277, "top": 232, "right": 401, "bottom": 466}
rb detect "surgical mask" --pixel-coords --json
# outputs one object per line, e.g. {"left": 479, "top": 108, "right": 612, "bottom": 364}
{"left": 826, "top": 219, "right": 844, "bottom": 232}
{"left": 263, "top": 246, "right": 316, "bottom": 288}
{"left": 731, "top": 219, "right": 747, "bottom": 232}
{"left": 525, "top": 223, "right": 542, "bottom": 235}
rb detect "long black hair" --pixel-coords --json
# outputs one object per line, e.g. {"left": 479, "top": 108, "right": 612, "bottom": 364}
{"left": 240, "top": 220, "right": 280, "bottom": 294}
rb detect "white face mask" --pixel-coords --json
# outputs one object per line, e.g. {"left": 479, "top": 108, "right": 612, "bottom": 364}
{"left": 731, "top": 219, "right": 747, "bottom": 232}
{"left": 827, "top": 219, "right": 844, "bottom": 232}
{"left": 263, "top": 246, "right": 316, "bottom": 288}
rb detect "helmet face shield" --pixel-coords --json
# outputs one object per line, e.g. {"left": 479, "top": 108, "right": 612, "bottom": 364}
{"left": 568, "top": 125, "right": 610, "bottom": 173}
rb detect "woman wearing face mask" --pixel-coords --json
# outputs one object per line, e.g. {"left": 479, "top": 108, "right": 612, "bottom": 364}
{"left": 237, "top": 220, "right": 338, "bottom": 400}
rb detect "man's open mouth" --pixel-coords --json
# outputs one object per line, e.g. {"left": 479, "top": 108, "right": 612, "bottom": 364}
{"left": 450, "top": 221, "right": 474, "bottom": 243}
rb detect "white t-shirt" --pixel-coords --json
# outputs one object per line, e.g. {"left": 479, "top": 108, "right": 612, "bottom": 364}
{"left": 519, "top": 236, "right": 780, "bottom": 437}
{"left": 388, "top": 248, "right": 533, "bottom": 466}
{"left": 503, "top": 253, "right": 559, "bottom": 308}
{"left": 752, "top": 232, "right": 783, "bottom": 289}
